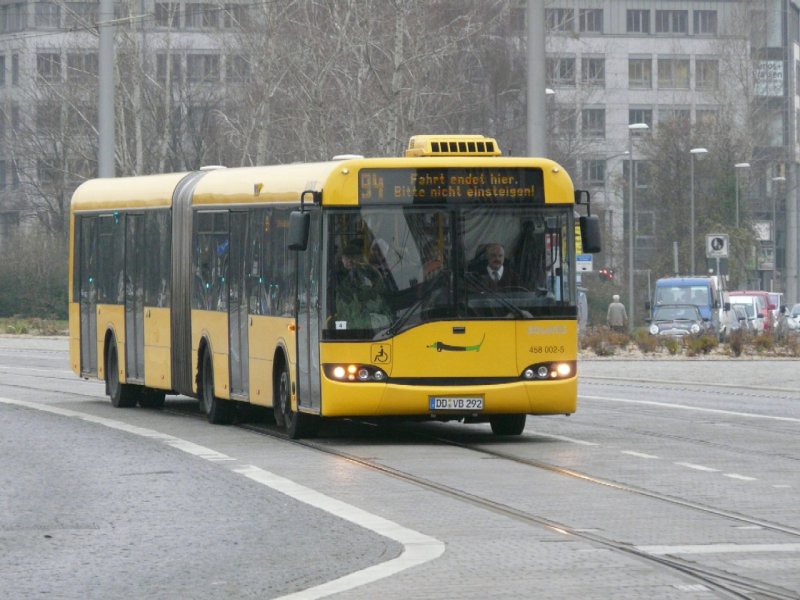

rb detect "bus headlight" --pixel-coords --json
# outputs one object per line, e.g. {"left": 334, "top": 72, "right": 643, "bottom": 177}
{"left": 690, "top": 323, "right": 700, "bottom": 334}
{"left": 649, "top": 324, "right": 659, "bottom": 335}
{"left": 522, "top": 361, "right": 576, "bottom": 380}
{"left": 323, "top": 364, "right": 388, "bottom": 383}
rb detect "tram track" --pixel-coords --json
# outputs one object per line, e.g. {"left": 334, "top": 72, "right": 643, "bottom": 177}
{"left": 231, "top": 418, "right": 800, "bottom": 600}
{"left": 4, "top": 369, "right": 800, "bottom": 598}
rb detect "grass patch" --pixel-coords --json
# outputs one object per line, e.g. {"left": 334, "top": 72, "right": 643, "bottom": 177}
{"left": 1, "top": 317, "right": 68, "bottom": 336}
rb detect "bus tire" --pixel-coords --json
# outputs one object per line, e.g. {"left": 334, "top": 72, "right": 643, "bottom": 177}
{"left": 490, "top": 414, "right": 526, "bottom": 436}
{"left": 277, "top": 364, "right": 319, "bottom": 439}
{"left": 107, "top": 343, "right": 138, "bottom": 408}
{"left": 200, "top": 350, "right": 235, "bottom": 425}
{"left": 138, "top": 390, "right": 166, "bottom": 409}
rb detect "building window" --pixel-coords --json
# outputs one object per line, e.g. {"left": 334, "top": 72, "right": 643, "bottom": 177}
{"left": 155, "top": 3, "right": 180, "bottom": 28}
{"left": 658, "top": 58, "right": 690, "bottom": 89}
{"left": 696, "top": 109, "right": 718, "bottom": 128}
{"left": 579, "top": 8, "right": 602, "bottom": 33}
{"left": 627, "top": 9, "right": 650, "bottom": 34}
{"left": 546, "top": 56, "right": 575, "bottom": 86}
{"left": 582, "top": 159, "right": 605, "bottom": 185}
{"left": 696, "top": 59, "right": 718, "bottom": 90}
{"left": 11, "top": 54, "right": 18, "bottom": 85}
{"left": 694, "top": 10, "right": 717, "bottom": 35}
{"left": 629, "top": 108, "right": 653, "bottom": 128}
{"left": 65, "top": 3, "right": 96, "bottom": 28}
{"left": 36, "top": 101, "right": 61, "bottom": 133}
{"left": 224, "top": 3, "right": 249, "bottom": 28}
{"left": 187, "top": 54, "right": 220, "bottom": 83}
{"left": 581, "top": 57, "right": 605, "bottom": 86}
{"left": 35, "top": 2, "right": 60, "bottom": 28}
{"left": 226, "top": 54, "right": 250, "bottom": 82}
{"left": 157, "top": 53, "right": 182, "bottom": 83}
{"left": 185, "top": 3, "right": 218, "bottom": 29}
{"left": 37, "top": 52, "right": 61, "bottom": 82}
{"left": 8, "top": 3, "right": 27, "bottom": 32}
{"left": 554, "top": 108, "right": 577, "bottom": 136}
{"left": 0, "top": 55, "right": 5, "bottom": 87}
{"left": 66, "top": 52, "right": 98, "bottom": 82}
{"left": 628, "top": 58, "right": 652, "bottom": 89}
{"left": 582, "top": 108, "right": 605, "bottom": 138}
{"left": 546, "top": 8, "right": 573, "bottom": 32}
{"left": 655, "top": 10, "right": 687, "bottom": 34}
{"left": 37, "top": 158, "right": 61, "bottom": 186}
{"left": 660, "top": 107, "right": 691, "bottom": 128}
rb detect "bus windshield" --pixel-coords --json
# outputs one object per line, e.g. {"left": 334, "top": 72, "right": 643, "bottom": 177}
{"left": 324, "top": 205, "right": 576, "bottom": 340}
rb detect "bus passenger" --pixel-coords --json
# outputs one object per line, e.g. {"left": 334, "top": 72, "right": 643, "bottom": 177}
{"left": 332, "top": 238, "right": 390, "bottom": 328}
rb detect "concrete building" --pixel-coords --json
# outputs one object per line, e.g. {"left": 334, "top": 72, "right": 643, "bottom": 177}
{"left": 544, "top": 0, "right": 800, "bottom": 304}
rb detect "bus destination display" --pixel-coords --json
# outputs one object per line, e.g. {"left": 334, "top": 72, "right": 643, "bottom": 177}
{"left": 358, "top": 168, "right": 544, "bottom": 204}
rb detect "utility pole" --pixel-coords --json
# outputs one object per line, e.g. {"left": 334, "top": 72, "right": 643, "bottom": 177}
{"left": 98, "top": 0, "right": 115, "bottom": 177}
{"left": 526, "top": 0, "right": 546, "bottom": 157}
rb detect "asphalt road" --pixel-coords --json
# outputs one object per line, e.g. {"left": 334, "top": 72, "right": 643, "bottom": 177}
{"left": 2, "top": 336, "right": 799, "bottom": 599}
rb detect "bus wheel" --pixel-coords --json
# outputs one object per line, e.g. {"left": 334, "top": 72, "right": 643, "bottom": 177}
{"left": 138, "top": 390, "right": 166, "bottom": 409}
{"left": 277, "top": 365, "right": 319, "bottom": 439}
{"left": 490, "top": 414, "right": 527, "bottom": 436}
{"left": 107, "top": 344, "right": 137, "bottom": 408}
{"left": 200, "top": 350, "right": 235, "bottom": 425}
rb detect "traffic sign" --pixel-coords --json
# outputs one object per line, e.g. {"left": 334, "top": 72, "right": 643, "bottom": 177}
{"left": 706, "top": 234, "right": 729, "bottom": 259}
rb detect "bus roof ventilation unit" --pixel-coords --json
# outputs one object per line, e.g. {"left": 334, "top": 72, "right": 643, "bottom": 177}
{"left": 405, "top": 135, "right": 501, "bottom": 157}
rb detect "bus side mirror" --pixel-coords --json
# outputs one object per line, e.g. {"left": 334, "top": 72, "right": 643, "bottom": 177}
{"left": 288, "top": 211, "right": 310, "bottom": 251}
{"left": 645, "top": 301, "right": 651, "bottom": 311}
{"left": 579, "top": 215, "right": 601, "bottom": 254}
{"left": 724, "top": 302, "right": 731, "bottom": 311}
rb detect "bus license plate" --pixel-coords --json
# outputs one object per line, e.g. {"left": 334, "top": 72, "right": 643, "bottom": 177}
{"left": 429, "top": 396, "right": 484, "bottom": 411}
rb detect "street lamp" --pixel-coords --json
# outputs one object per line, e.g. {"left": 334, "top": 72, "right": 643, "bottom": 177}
{"left": 689, "top": 147, "right": 709, "bottom": 274}
{"left": 772, "top": 176, "right": 786, "bottom": 292}
{"left": 734, "top": 162, "right": 751, "bottom": 229}
{"left": 628, "top": 123, "right": 649, "bottom": 332}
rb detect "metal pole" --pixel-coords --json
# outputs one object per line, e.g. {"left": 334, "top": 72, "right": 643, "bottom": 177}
{"left": 787, "top": 163, "right": 797, "bottom": 304}
{"left": 628, "top": 134, "right": 634, "bottom": 332}
{"left": 735, "top": 170, "right": 740, "bottom": 229}
{"left": 98, "top": 0, "right": 115, "bottom": 177}
{"left": 772, "top": 175, "right": 786, "bottom": 294}
{"left": 526, "top": 0, "right": 546, "bottom": 156}
{"left": 690, "top": 155, "right": 695, "bottom": 274}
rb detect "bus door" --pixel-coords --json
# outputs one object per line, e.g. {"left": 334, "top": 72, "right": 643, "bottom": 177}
{"left": 296, "top": 210, "right": 321, "bottom": 412}
{"left": 125, "top": 213, "right": 146, "bottom": 382}
{"left": 228, "top": 211, "right": 249, "bottom": 398}
{"left": 78, "top": 217, "right": 98, "bottom": 376}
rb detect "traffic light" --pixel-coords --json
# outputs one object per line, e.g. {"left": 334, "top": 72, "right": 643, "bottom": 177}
{"left": 599, "top": 268, "right": 614, "bottom": 281}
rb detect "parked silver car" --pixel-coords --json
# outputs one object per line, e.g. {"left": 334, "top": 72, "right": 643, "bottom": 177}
{"left": 648, "top": 304, "right": 710, "bottom": 337}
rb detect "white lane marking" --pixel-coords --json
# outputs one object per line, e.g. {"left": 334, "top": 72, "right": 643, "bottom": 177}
{"left": 675, "top": 462, "right": 719, "bottom": 473}
{"left": 0, "top": 366, "right": 75, "bottom": 375}
{"left": 237, "top": 465, "right": 445, "bottom": 600}
{"left": 525, "top": 431, "right": 598, "bottom": 445}
{"left": 580, "top": 394, "right": 800, "bottom": 423}
{"left": 1, "top": 396, "right": 445, "bottom": 598}
{"left": 638, "top": 543, "right": 800, "bottom": 555}
{"left": 621, "top": 451, "right": 659, "bottom": 459}
{"left": 724, "top": 473, "right": 757, "bottom": 481}
{"left": 774, "top": 484, "right": 793, "bottom": 488}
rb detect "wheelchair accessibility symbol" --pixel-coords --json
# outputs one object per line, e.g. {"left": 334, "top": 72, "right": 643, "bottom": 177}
{"left": 371, "top": 344, "right": 391, "bottom": 364}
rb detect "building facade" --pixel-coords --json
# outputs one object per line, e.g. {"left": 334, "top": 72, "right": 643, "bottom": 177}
{"left": 544, "top": 0, "right": 800, "bottom": 304}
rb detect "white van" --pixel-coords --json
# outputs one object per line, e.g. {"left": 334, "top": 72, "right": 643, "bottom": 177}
{"left": 728, "top": 294, "right": 767, "bottom": 333}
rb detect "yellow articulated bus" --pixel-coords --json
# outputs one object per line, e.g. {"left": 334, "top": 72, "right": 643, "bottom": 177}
{"left": 69, "top": 135, "right": 601, "bottom": 438}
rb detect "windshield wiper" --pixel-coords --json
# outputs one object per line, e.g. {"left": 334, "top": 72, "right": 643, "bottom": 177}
{"left": 464, "top": 272, "right": 531, "bottom": 318}
{"left": 380, "top": 269, "right": 450, "bottom": 337}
